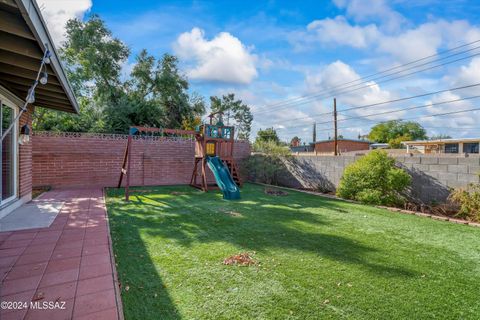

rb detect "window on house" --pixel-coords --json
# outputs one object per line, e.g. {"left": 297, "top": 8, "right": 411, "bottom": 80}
{"left": 444, "top": 143, "right": 459, "bottom": 153}
{"left": 1, "top": 100, "right": 17, "bottom": 204}
{"left": 463, "top": 142, "right": 479, "bottom": 154}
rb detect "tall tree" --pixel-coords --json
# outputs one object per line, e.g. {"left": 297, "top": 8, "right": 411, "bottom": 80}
{"left": 156, "top": 54, "right": 205, "bottom": 129}
{"left": 210, "top": 94, "right": 253, "bottom": 140}
{"left": 34, "top": 16, "right": 205, "bottom": 133}
{"left": 61, "top": 14, "right": 130, "bottom": 97}
{"left": 368, "top": 120, "right": 427, "bottom": 147}
{"left": 34, "top": 15, "right": 129, "bottom": 132}
{"left": 290, "top": 136, "right": 301, "bottom": 146}
{"left": 255, "top": 127, "right": 280, "bottom": 144}
{"left": 429, "top": 134, "right": 452, "bottom": 140}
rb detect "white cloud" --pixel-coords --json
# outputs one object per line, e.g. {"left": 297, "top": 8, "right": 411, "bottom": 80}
{"left": 296, "top": 0, "right": 480, "bottom": 64}
{"left": 306, "top": 16, "right": 379, "bottom": 48}
{"left": 377, "top": 23, "right": 442, "bottom": 63}
{"left": 378, "top": 20, "right": 480, "bottom": 63}
{"left": 333, "top": 0, "right": 406, "bottom": 32}
{"left": 305, "top": 60, "right": 394, "bottom": 117}
{"left": 445, "top": 57, "right": 480, "bottom": 95}
{"left": 37, "top": 0, "right": 92, "bottom": 46}
{"left": 173, "top": 28, "right": 258, "bottom": 84}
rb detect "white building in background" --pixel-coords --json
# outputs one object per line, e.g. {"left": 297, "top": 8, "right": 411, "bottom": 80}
{"left": 402, "top": 138, "right": 480, "bottom": 154}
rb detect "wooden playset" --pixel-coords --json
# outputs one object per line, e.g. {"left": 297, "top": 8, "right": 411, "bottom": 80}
{"left": 118, "top": 113, "right": 241, "bottom": 201}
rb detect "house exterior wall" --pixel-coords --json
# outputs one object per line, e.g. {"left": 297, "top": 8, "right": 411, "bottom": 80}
{"left": 32, "top": 132, "right": 251, "bottom": 188}
{"left": 19, "top": 106, "right": 34, "bottom": 198}
{"left": 0, "top": 89, "right": 33, "bottom": 219}
{"left": 314, "top": 140, "right": 370, "bottom": 154}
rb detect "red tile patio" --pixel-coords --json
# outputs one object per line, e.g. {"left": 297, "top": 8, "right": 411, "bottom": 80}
{"left": 0, "top": 189, "right": 123, "bottom": 320}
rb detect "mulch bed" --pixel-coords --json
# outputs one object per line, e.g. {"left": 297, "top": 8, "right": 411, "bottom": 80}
{"left": 32, "top": 186, "right": 51, "bottom": 199}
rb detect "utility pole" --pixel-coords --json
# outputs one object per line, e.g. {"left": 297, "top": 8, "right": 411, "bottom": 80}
{"left": 333, "top": 98, "right": 338, "bottom": 156}
{"left": 312, "top": 122, "right": 316, "bottom": 143}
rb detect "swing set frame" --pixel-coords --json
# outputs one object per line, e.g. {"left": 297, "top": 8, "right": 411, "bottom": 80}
{"left": 117, "top": 120, "right": 242, "bottom": 201}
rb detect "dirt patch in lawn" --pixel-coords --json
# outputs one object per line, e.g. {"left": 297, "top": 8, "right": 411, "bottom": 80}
{"left": 170, "top": 191, "right": 187, "bottom": 195}
{"left": 223, "top": 252, "right": 257, "bottom": 266}
{"left": 264, "top": 188, "right": 288, "bottom": 196}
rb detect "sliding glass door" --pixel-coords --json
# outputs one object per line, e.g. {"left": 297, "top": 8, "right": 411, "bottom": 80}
{"left": 0, "top": 98, "right": 17, "bottom": 206}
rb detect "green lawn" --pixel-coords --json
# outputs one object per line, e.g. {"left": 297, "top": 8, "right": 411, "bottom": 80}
{"left": 106, "top": 183, "right": 480, "bottom": 319}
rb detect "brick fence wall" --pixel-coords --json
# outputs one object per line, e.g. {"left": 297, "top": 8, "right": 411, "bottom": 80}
{"left": 249, "top": 153, "right": 480, "bottom": 204}
{"left": 32, "top": 132, "right": 251, "bottom": 189}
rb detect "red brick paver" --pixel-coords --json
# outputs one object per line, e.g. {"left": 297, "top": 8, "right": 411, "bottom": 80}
{"left": 0, "top": 189, "right": 122, "bottom": 320}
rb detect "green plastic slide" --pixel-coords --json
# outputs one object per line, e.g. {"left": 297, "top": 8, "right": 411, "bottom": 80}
{"left": 206, "top": 156, "right": 240, "bottom": 200}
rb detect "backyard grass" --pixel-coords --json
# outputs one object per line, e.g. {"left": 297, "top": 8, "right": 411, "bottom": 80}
{"left": 106, "top": 183, "right": 480, "bottom": 319}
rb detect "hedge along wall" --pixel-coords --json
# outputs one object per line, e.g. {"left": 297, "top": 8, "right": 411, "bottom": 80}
{"left": 32, "top": 131, "right": 251, "bottom": 188}
{"left": 248, "top": 153, "right": 480, "bottom": 204}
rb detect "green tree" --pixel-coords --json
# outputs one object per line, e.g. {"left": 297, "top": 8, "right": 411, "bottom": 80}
{"left": 104, "top": 51, "right": 205, "bottom": 133}
{"left": 336, "top": 150, "right": 411, "bottom": 206}
{"left": 429, "top": 134, "right": 452, "bottom": 140}
{"left": 247, "top": 140, "right": 291, "bottom": 185}
{"left": 255, "top": 127, "right": 280, "bottom": 144}
{"left": 290, "top": 136, "right": 301, "bottom": 146}
{"left": 62, "top": 14, "right": 130, "bottom": 96}
{"left": 210, "top": 94, "right": 253, "bottom": 140}
{"left": 34, "top": 15, "right": 129, "bottom": 132}
{"left": 33, "top": 16, "right": 205, "bottom": 133}
{"left": 368, "top": 120, "right": 426, "bottom": 147}
{"left": 157, "top": 54, "right": 205, "bottom": 129}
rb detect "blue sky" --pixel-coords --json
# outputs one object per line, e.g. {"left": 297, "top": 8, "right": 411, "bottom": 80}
{"left": 39, "top": 0, "right": 480, "bottom": 142}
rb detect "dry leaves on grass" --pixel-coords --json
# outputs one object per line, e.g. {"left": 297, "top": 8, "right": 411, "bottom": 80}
{"left": 170, "top": 191, "right": 187, "bottom": 195}
{"left": 264, "top": 188, "right": 288, "bottom": 196}
{"left": 219, "top": 208, "right": 243, "bottom": 217}
{"left": 223, "top": 252, "right": 257, "bottom": 266}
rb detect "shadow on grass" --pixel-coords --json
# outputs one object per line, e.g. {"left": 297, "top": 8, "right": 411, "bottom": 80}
{"left": 108, "top": 201, "right": 181, "bottom": 319}
{"left": 110, "top": 184, "right": 416, "bottom": 269}
{"left": 107, "top": 184, "right": 419, "bottom": 319}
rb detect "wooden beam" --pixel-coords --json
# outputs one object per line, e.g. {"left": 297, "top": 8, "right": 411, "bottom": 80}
{"left": 0, "top": 31, "right": 43, "bottom": 59}
{"left": 35, "top": 98, "right": 72, "bottom": 110}
{"left": 0, "top": 63, "right": 60, "bottom": 85}
{"left": 0, "top": 0, "right": 17, "bottom": 9}
{"left": 0, "top": 80, "right": 71, "bottom": 111}
{"left": 33, "top": 88, "right": 70, "bottom": 102}
{"left": 0, "top": 49, "right": 55, "bottom": 75}
{"left": 0, "top": 73, "right": 64, "bottom": 93}
{"left": 1, "top": 83, "right": 69, "bottom": 102}
{"left": 163, "top": 128, "right": 197, "bottom": 135}
{"left": 0, "top": 10, "right": 35, "bottom": 40}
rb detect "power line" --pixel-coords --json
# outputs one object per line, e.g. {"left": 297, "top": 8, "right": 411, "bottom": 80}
{"left": 274, "top": 82, "right": 480, "bottom": 124}
{"left": 254, "top": 40, "right": 480, "bottom": 114}
{"left": 272, "top": 102, "right": 480, "bottom": 135}
{"left": 256, "top": 51, "right": 480, "bottom": 116}
{"left": 317, "top": 94, "right": 480, "bottom": 125}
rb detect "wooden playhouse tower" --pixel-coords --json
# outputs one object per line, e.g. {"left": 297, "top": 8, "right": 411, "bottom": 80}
{"left": 190, "top": 112, "right": 242, "bottom": 191}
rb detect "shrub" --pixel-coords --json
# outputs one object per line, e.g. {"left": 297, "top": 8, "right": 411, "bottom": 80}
{"left": 449, "top": 176, "right": 480, "bottom": 222}
{"left": 244, "top": 140, "right": 291, "bottom": 185}
{"left": 336, "top": 150, "right": 411, "bottom": 206}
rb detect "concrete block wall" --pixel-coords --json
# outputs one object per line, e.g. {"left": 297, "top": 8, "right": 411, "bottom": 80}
{"left": 32, "top": 131, "right": 251, "bottom": 189}
{"left": 268, "top": 154, "right": 480, "bottom": 204}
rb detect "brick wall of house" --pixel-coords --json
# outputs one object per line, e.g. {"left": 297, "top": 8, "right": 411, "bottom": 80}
{"left": 314, "top": 140, "right": 370, "bottom": 154}
{"left": 32, "top": 132, "right": 251, "bottom": 189}
{"left": 19, "top": 106, "right": 34, "bottom": 198}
